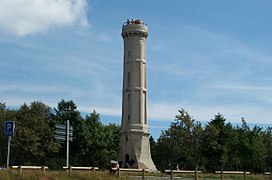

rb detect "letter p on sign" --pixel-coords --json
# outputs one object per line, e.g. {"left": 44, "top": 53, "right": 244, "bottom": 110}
{"left": 4, "top": 121, "right": 15, "bottom": 136}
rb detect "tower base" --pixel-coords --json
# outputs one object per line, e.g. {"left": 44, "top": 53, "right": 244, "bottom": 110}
{"left": 117, "top": 130, "right": 157, "bottom": 172}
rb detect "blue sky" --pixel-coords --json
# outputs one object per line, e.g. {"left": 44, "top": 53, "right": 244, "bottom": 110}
{"left": 1, "top": 0, "right": 272, "bottom": 139}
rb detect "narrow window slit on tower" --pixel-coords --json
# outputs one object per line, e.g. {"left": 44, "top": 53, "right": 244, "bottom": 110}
{"left": 127, "top": 72, "right": 130, "bottom": 88}
{"left": 128, "top": 93, "right": 131, "bottom": 123}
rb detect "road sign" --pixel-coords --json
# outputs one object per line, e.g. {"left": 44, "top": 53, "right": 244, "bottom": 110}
{"left": 55, "top": 120, "right": 73, "bottom": 168}
{"left": 55, "top": 124, "right": 66, "bottom": 130}
{"left": 4, "top": 121, "right": 15, "bottom": 169}
{"left": 54, "top": 135, "right": 73, "bottom": 141}
{"left": 55, "top": 129, "right": 73, "bottom": 141}
{"left": 55, "top": 122, "right": 73, "bottom": 142}
{"left": 4, "top": 121, "right": 15, "bottom": 136}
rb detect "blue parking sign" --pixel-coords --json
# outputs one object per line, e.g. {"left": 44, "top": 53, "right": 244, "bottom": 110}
{"left": 4, "top": 121, "right": 15, "bottom": 136}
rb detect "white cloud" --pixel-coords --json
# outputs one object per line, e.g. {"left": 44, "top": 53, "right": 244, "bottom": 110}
{"left": 214, "top": 84, "right": 272, "bottom": 91}
{"left": 148, "top": 102, "right": 177, "bottom": 120}
{"left": 0, "top": 84, "right": 62, "bottom": 93}
{"left": 149, "top": 24, "right": 272, "bottom": 80}
{"left": 0, "top": 0, "right": 89, "bottom": 36}
{"left": 78, "top": 105, "right": 122, "bottom": 117}
{"left": 98, "top": 33, "right": 112, "bottom": 42}
{"left": 147, "top": 101, "right": 272, "bottom": 125}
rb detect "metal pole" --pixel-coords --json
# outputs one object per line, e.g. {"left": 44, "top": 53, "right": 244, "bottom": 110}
{"left": 6, "top": 136, "right": 11, "bottom": 169}
{"left": 66, "top": 120, "right": 69, "bottom": 168}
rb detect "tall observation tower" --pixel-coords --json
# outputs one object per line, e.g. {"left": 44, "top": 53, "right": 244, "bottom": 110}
{"left": 117, "top": 19, "right": 157, "bottom": 171}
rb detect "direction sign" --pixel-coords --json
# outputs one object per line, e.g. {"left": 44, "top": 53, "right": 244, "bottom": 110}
{"left": 55, "top": 129, "right": 73, "bottom": 141}
{"left": 55, "top": 124, "right": 73, "bottom": 131}
{"left": 54, "top": 120, "right": 73, "bottom": 168}
{"left": 54, "top": 135, "right": 73, "bottom": 141}
{"left": 55, "top": 122, "right": 73, "bottom": 142}
{"left": 4, "top": 121, "right": 15, "bottom": 136}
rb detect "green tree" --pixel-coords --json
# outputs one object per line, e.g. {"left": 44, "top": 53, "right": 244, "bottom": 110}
{"left": 264, "top": 127, "right": 272, "bottom": 171}
{"left": 152, "top": 109, "right": 203, "bottom": 170}
{"left": 249, "top": 126, "right": 266, "bottom": 172}
{"left": 0, "top": 102, "right": 8, "bottom": 166}
{"left": 83, "top": 111, "right": 120, "bottom": 168}
{"left": 202, "top": 113, "right": 228, "bottom": 172}
{"left": 236, "top": 118, "right": 252, "bottom": 171}
{"left": 53, "top": 102, "right": 120, "bottom": 169}
{"left": 99, "top": 123, "right": 120, "bottom": 168}
{"left": 11, "top": 101, "right": 59, "bottom": 166}
{"left": 153, "top": 130, "right": 176, "bottom": 170}
{"left": 0, "top": 102, "right": 17, "bottom": 167}
{"left": 53, "top": 99, "right": 85, "bottom": 166}
{"left": 149, "top": 136, "right": 156, "bottom": 159}
{"left": 54, "top": 99, "right": 80, "bottom": 125}
{"left": 234, "top": 118, "right": 267, "bottom": 172}
{"left": 224, "top": 123, "right": 240, "bottom": 170}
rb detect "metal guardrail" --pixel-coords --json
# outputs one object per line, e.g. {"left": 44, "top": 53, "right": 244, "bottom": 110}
{"left": 215, "top": 170, "right": 250, "bottom": 180}
{"left": 63, "top": 166, "right": 99, "bottom": 173}
{"left": 165, "top": 169, "right": 201, "bottom": 180}
{"left": 111, "top": 167, "right": 149, "bottom": 179}
{"left": 215, "top": 170, "right": 250, "bottom": 174}
{"left": 165, "top": 169, "right": 202, "bottom": 173}
{"left": 11, "top": 165, "right": 48, "bottom": 173}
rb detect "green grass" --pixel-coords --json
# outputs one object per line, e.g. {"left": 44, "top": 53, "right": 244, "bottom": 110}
{"left": 0, "top": 170, "right": 121, "bottom": 180}
{"left": 0, "top": 170, "right": 271, "bottom": 180}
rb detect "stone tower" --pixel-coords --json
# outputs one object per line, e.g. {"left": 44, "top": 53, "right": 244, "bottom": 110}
{"left": 117, "top": 19, "right": 157, "bottom": 171}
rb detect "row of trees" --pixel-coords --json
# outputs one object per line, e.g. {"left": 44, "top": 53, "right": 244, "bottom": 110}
{"left": 151, "top": 109, "right": 272, "bottom": 173}
{"left": 1, "top": 100, "right": 272, "bottom": 173}
{"left": 0, "top": 100, "right": 119, "bottom": 169}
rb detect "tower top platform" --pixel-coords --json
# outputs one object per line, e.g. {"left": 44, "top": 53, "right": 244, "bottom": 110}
{"left": 123, "top": 19, "right": 147, "bottom": 26}
{"left": 122, "top": 19, "right": 148, "bottom": 37}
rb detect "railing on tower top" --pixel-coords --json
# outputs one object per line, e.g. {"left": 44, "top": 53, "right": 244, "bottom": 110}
{"left": 123, "top": 19, "right": 147, "bottom": 26}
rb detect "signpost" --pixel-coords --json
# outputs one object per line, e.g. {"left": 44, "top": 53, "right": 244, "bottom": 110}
{"left": 55, "top": 120, "right": 73, "bottom": 168}
{"left": 55, "top": 124, "right": 73, "bottom": 141}
{"left": 4, "top": 121, "right": 15, "bottom": 136}
{"left": 4, "top": 121, "right": 15, "bottom": 169}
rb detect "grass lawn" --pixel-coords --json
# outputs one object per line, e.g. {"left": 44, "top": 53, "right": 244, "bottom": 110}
{"left": 0, "top": 170, "right": 271, "bottom": 180}
{"left": 0, "top": 170, "right": 120, "bottom": 180}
